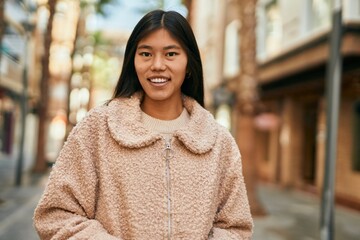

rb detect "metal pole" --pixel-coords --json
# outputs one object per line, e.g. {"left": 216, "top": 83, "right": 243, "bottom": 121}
{"left": 15, "top": 37, "right": 28, "bottom": 186}
{"left": 320, "top": 0, "right": 343, "bottom": 239}
{"left": 15, "top": 13, "right": 31, "bottom": 186}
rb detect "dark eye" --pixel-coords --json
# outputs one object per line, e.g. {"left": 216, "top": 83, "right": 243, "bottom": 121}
{"left": 166, "top": 52, "right": 178, "bottom": 57}
{"left": 140, "top": 52, "right": 151, "bottom": 57}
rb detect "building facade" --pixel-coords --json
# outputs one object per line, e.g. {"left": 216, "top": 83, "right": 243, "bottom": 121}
{"left": 255, "top": 0, "right": 360, "bottom": 210}
{"left": 0, "top": 0, "right": 39, "bottom": 185}
{"left": 190, "top": 0, "right": 360, "bottom": 211}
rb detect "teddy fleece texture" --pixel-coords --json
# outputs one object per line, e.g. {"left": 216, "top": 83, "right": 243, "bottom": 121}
{"left": 33, "top": 92, "right": 253, "bottom": 240}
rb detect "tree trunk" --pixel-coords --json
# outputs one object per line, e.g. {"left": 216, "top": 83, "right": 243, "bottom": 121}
{"left": 182, "top": 0, "right": 192, "bottom": 22}
{"left": 237, "top": 0, "right": 266, "bottom": 216}
{"left": 33, "top": 0, "right": 57, "bottom": 172}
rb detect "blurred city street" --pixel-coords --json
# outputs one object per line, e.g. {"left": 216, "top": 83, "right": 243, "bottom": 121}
{"left": 1, "top": 164, "right": 360, "bottom": 240}
{"left": 1, "top": 0, "right": 360, "bottom": 239}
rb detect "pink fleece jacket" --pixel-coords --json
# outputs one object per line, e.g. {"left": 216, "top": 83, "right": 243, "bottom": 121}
{"left": 33, "top": 92, "right": 253, "bottom": 239}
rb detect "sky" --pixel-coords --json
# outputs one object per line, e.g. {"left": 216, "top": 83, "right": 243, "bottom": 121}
{"left": 93, "top": 0, "right": 188, "bottom": 33}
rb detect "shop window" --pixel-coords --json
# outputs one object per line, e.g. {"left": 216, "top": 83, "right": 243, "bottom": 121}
{"left": 223, "top": 20, "right": 240, "bottom": 78}
{"left": 309, "top": 0, "right": 331, "bottom": 31}
{"left": 265, "top": 0, "right": 282, "bottom": 56}
{"left": 215, "top": 104, "right": 232, "bottom": 131}
{"left": 47, "top": 111, "right": 67, "bottom": 163}
{"left": 353, "top": 100, "right": 360, "bottom": 172}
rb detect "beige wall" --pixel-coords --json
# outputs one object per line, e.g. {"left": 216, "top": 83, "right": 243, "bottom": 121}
{"left": 278, "top": 98, "right": 303, "bottom": 187}
{"left": 336, "top": 96, "right": 360, "bottom": 203}
{"left": 316, "top": 98, "right": 326, "bottom": 192}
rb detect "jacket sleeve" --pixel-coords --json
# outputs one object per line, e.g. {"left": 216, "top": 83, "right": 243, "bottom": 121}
{"left": 33, "top": 127, "right": 121, "bottom": 240}
{"left": 209, "top": 135, "right": 254, "bottom": 240}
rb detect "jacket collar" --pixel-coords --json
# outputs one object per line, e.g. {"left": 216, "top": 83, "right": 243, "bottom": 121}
{"left": 106, "top": 92, "right": 218, "bottom": 154}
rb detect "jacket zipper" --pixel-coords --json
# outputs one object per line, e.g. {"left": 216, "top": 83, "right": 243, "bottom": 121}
{"left": 164, "top": 139, "right": 172, "bottom": 240}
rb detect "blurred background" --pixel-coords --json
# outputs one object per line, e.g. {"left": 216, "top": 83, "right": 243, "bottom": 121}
{"left": 0, "top": 0, "right": 360, "bottom": 239}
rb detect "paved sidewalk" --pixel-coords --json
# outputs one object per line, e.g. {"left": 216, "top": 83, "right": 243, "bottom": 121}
{"left": 0, "top": 186, "right": 44, "bottom": 240}
{"left": 0, "top": 170, "right": 47, "bottom": 240}
{"left": 253, "top": 184, "right": 360, "bottom": 240}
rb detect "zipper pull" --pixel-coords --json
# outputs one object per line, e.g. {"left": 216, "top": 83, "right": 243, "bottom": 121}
{"left": 163, "top": 139, "right": 174, "bottom": 160}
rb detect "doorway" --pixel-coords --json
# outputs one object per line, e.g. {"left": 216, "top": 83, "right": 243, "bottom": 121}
{"left": 302, "top": 101, "right": 318, "bottom": 185}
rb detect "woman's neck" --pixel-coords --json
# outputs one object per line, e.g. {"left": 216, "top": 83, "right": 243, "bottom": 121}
{"left": 141, "top": 96, "right": 183, "bottom": 120}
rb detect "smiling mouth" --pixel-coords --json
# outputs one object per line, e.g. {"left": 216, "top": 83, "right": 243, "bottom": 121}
{"left": 148, "top": 78, "right": 169, "bottom": 84}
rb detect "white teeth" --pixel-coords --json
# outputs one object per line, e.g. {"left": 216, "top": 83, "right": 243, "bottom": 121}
{"left": 150, "top": 78, "right": 168, "bottom": 83}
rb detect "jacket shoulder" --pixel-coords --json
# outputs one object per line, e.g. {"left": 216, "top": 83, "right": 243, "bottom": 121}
{"left": 68, "top": 103, "right": 110, "bottom": 137}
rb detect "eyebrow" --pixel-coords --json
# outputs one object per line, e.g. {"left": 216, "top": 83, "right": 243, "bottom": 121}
{"left": 137, "top": 44, "right": 182, "bottom": 50}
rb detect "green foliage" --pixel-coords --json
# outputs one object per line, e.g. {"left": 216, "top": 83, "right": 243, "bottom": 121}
{"left": 91, "top": 31, "right": 109, "bottom": 46}
{"left": 91, "top": 53, "right": 120, "bottom": 89}
{"left": 80, "top": 0, "right": 121, "bottom": 15}
{"left": 95, "top": 0, "right": 118, "bottom": 15}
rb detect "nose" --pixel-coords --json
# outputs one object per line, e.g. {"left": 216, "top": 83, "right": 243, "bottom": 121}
{"left": 151, "top": 55, "right": 166, "bottom": 71}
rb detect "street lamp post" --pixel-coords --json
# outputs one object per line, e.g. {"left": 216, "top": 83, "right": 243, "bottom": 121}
{"left": 15, "top": 2, "right": 35, "bottom": 186}
{"left": 320, "top": 0, "right": 343, "bottom": 239}
{"left": 15, "top": 27, "right": 29, "bottom": 186}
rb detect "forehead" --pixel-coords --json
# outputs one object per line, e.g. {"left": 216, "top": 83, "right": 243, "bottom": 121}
{"left": 138, "top": 28, "right": 182, "bottom": 46}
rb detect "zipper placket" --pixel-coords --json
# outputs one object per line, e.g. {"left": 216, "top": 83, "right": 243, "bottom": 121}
{"left": 164, "top": 139, "right": 172, "bottom": 240}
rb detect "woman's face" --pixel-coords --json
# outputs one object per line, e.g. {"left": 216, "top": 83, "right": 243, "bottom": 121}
{"left": 134, "top": 28, "right": 188, "bottom": 105}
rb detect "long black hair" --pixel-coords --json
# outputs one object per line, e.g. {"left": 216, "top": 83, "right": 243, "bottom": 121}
{"left": 111, "top": 10, "right": 204, "bottom": 107}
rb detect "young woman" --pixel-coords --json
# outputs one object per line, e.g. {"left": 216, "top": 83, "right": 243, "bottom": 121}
{"left": 34, "top": 10, "right": 253, "bottom": 240}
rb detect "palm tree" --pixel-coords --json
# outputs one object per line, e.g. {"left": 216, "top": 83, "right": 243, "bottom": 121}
{"left": 65, "top": 0, "right": 119, "bottom": 137}
{"left": 237, "top": 0, "right": 266, "bottom": 216}
{"left": 34, "top": 0, "right": 118, "bottom": 171}
{"left": 33, "top": 0, "right": 58, "bottom": 172}
{"left": 181, "top": 0, "right": 192, "bottom": 21}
